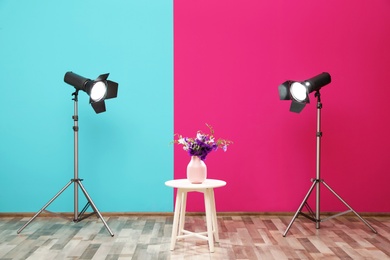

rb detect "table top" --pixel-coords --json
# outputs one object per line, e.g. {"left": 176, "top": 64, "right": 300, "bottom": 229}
{"left": 165, "top": 179, "right": 226, "bottom": 189}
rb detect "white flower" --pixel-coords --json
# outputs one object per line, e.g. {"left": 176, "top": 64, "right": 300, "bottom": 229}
{"left": 178, "top": 137, "right": 186, "bottom": 145}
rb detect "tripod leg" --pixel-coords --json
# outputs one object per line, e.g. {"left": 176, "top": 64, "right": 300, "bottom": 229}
{"left": 322, "top": 181, "right": 377, "bottom": 234}
{"left": 283, "top": 180, "right": 317, "bottom": 237}
{"left": 17, "top": 180, "right": 73, "bottom": 234}
{"left": 77, "top": 181, "right": 114, "bottom": 237}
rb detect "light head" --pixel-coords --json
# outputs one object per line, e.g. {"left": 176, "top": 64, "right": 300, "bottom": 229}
{"left": 64, "top": 72, "right": 118, "bottom": 113}
{"left": 278, "top": 72, "right": 331, "bottom": 113}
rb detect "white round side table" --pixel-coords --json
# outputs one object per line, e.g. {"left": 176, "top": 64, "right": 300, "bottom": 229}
{"left": 165, "top": 179, "right": 226, "bottom": 253}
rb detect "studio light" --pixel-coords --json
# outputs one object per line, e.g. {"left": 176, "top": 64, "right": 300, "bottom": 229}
{"left": 278, "top": 72, "right": 377, "bottom": 237}
{"left": 17, "top": 72, "right": 119, "bottom": 237}
{"left": 64, "top": 72, "right": 118, "bottom": 113}
{"left": 278, "top": 72, "right": 331, "bottom": 113}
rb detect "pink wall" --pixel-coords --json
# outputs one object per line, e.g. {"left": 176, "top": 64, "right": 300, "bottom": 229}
{"left": 174, "top": 0, "right": 390, "bottom": 212}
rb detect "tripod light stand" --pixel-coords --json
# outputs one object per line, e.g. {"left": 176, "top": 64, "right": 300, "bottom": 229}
{"left": 17, "top": 72, "right": 118, "bottom": 236}
{"left": 278, "top": 72, "right": 377, "bottom": 237}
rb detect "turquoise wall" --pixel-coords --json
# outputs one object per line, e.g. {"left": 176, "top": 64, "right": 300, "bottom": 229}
{"left": 0, "top": 1, "right": 173, "bottom": 212}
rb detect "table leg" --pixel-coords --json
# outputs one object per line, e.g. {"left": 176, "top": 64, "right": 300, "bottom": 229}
{"left": 204, "top": 188, "right": 215, "bottom": 252}
{"left": 178, "top": 190, "right": 187, "bottom": 237}
{"left": 209, "top": 188, "right": 219, "bottom": 242}
{"left": 170, "top": 188, "right": 183, "bottom": 250}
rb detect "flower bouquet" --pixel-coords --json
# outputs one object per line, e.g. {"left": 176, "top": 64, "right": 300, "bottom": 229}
{"left": 173, "top": 124, "right": 232, "bottom": 160}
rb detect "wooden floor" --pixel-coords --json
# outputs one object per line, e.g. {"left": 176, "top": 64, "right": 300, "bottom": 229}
{"left": 0, "top": 214, "right": 389, "bottom": 259}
